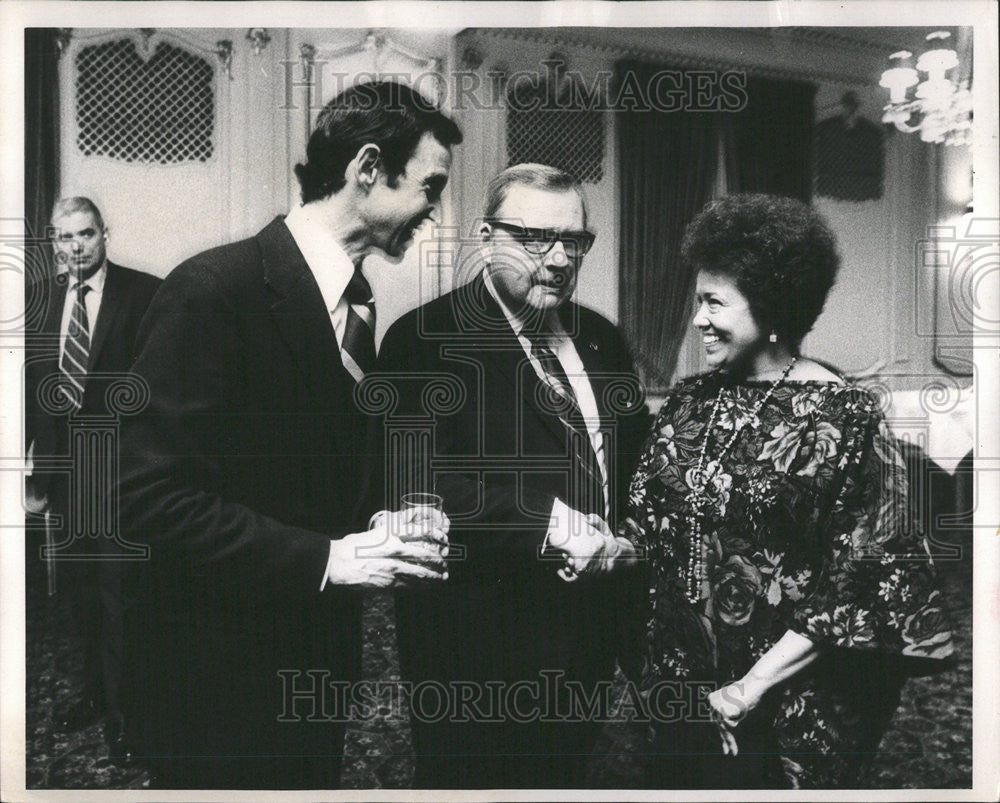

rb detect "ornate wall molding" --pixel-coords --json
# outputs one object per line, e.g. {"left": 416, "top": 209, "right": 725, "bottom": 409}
{"left": 464, "top": 27, "right": 916, "bottom": 87}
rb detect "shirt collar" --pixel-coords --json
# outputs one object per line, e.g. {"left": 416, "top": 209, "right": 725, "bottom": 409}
{"left": 482, "top": 268, "right": 567, "bottom": 342}
{"left": 74, "top": 261, "right": 107, "bottom": 295}
{"left": 284, "top": 203, "right": 356, "bottom": 310}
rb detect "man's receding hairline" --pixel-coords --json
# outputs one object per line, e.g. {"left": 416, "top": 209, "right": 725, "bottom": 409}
{"left": 494, "top": 183, "right": 587, "bottom": 224}
{"left": 51, "top": 197, "right": 105, "bottom": 231}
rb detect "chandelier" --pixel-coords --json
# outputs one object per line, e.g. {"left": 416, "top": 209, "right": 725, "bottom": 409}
{"left": 879, "top": 31, "right": 972, "bottom": 146}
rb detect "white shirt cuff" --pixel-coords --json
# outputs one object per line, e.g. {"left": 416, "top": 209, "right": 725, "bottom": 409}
{"left": 320, "top": 540, "right": 338, "bottom": 592}
{"left": 543, "top": 497, "right": 570, "bottom": 554}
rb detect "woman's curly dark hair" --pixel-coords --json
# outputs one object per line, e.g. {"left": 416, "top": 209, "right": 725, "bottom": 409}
{"left": 680, "top": 194, "right": 840, "bottom": 349}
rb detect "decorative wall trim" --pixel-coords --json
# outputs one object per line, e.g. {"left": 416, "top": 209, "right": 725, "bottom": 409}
{"left": 784, "top": 27, "right": 913, "bottom": 56}
{"left": 56, "top": 28, "right": 234, "bottom": 74}
{"left": 465, "top": 27, "right": 899, "bottom": 87}
{"left": 298, "top": 31, "right": 447, "bottom": 142}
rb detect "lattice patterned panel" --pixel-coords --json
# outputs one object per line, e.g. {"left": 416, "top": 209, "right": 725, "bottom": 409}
{"left": 76, "top": 38, "right": 215, "bottom": 164}
{"left": 506, "top": 106, "right": 605, "bottom": 184}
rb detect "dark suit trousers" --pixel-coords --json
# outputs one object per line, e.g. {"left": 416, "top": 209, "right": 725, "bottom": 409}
{"left": 49, "top": 475, "right": 126, "bottom": 724}
{"left": 55, "top": 558, "right": 124, "bottom": 725}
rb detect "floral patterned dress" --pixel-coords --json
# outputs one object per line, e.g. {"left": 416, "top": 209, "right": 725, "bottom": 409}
{"left": 623, "top": 373, "right": 954, "bottom": 789}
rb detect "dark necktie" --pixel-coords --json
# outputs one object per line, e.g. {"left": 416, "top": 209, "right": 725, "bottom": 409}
{"left": 528, "top": 335, "right": 607, "bottom": 518}
{"left": 60, "top": 282, "right": 91, "bottom": 409}
{"left": 340, "top": 268, "right": 376, "bottom": 384}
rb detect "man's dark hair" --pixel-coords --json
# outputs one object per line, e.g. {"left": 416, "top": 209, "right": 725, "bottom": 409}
{"left": 294, "top": 81, "right": 462, "bottom": 203}
{"left": 681, "top": 193, "right": 840, "bottom": 349}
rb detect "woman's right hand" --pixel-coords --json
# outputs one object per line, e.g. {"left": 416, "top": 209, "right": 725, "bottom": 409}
{"left": 707, "top": 676, "right": 768, "bottom": 756}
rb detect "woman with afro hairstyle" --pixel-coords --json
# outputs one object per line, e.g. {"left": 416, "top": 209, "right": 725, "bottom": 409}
{"left": 623, "top": 194, "right": 954, "bottom": 788}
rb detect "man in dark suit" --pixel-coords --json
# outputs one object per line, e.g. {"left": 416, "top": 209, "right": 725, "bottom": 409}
{"left": 24, "top": 196, "right": 162, "bottom": 762}
{"left": 378, "top": 163, "right": 650, "bottom": 788}
{"left": 115, "top": 82, "right": 461, "bottom": 789}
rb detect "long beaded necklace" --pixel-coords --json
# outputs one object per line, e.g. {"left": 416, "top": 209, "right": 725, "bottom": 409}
{"left": 683, "top": 356, "right": 798, "bottom": 603}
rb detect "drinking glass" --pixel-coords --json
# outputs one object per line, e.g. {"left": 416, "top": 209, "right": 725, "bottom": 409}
{"left": 400, "top": 492, "right": 464, "bottom": 560}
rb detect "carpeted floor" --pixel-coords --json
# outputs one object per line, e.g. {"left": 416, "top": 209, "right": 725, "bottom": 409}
{"left": 25, "top": 529, "right": 972, "bottom": 790}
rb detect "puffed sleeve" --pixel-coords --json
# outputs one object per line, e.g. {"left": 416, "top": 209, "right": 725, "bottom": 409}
{"left": 791, "top": 392, "right": 955, "bottom": 661}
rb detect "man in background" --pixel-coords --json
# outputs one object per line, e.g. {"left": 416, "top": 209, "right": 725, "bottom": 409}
{"left": 378, "top": 163, "right": 649, "bottom": 788}
{"left": 25, "top": 196, "right": 162, "bottom": 762}
{"left": 116, "top": 81, "right": 461, "bottom": 789}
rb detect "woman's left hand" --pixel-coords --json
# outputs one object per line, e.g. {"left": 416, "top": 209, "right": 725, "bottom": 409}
{"left": 707, "top": 676, "right": 768, "bottom": 756}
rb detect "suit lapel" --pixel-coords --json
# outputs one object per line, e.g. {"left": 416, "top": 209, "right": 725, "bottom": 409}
{"left": 259, "top": 217, "right": 349, "bottom": 410}
{"left": 461, "top": 276, "right": 571, "bottom": 451}
{"left": 44, "top": 276, "right": 69, "bottom": 337}
{"left": 32, "top": 277, "right": 67, "bottom": 391}
{"left": 86, "top": 262, "right": 124, "bottom": 371}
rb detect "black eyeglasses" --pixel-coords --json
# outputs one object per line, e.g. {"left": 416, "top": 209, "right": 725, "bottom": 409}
{"left": 487, "top": 220, "right": 596, "bottom": 259}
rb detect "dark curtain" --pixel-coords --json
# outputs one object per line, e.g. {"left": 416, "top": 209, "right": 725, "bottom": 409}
{"left": 616, "top": 64, "right": 816, "bottom": 390}
{"left": 24, "top": 28, "right": 61, "bottom": 280}
{"left": 724, "top": 76, "right": 817, "bottom": 201}
{"left": 615, "top": 60, "right": 720, "bottom": 389}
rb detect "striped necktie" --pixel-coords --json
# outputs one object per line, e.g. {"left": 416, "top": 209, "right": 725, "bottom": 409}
{"left": 340, "top": 268, "right": 376, "bottom": 384}
{"left": 60, "top": 282, "right": 91, "bottom": 410}
{"left": 528, "top": 335, "right": 607, "bottom": 518}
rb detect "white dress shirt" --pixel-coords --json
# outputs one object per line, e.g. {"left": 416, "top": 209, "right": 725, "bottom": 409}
{"left": 58, "top": 262, "right": 107, "bottom": 362}
{"left": 483, "top": 269, "right": 610, "bottom": 519}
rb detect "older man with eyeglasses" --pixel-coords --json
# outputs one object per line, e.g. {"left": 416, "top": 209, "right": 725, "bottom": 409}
{"left": 377, "top": 163, "right": 650, "bottom": 789}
